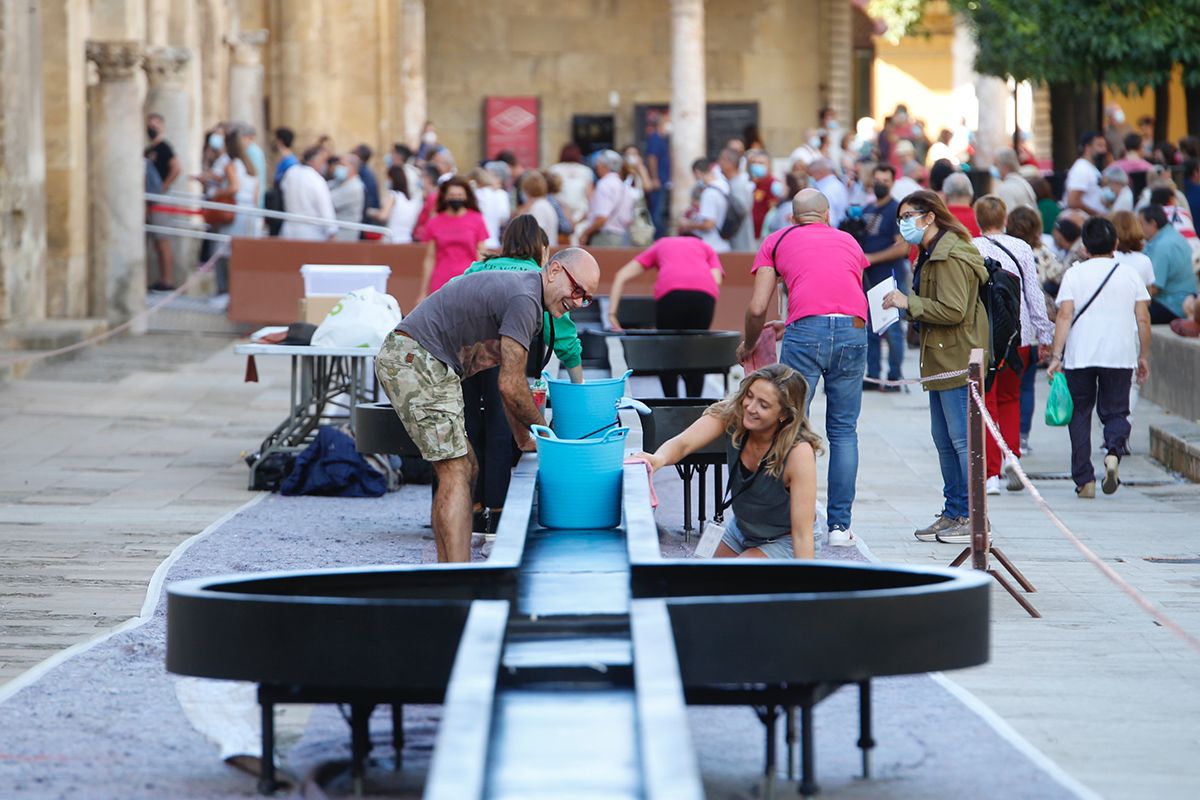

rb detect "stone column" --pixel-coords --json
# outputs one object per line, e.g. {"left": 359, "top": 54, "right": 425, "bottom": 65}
{"left": 399, "top": 0, "right": 426, "bottom": 147}
{"left": 974, "top": 75, "right": 1009, "bottom": 171}
{"left": 821, "top": 0, "right": 853, "bottom": 130}
{"left": 270, "top": 1, "right": 326, "bottom": 147}
{"left": 87, "top": 41, "right": 148, "bottom": 331}
{"left": 145, "top": 46, "right": 201, "bottom": 289}
{"left": 199, "top": 0, "right": 230, "bottom": 127}
{"left": 669, "top": 0, "right": 705, "bottom": 228}
{"left": 41, "top": 0, "right": 88, "bottom": 319}
{"left": 227, "top": 28, "right": 267, "bottom": 135}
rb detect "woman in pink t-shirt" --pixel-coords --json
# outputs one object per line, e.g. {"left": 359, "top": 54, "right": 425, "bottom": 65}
{"left": 608, "top": 235, "right": 725, "bottom": 396}
{"left": 417, "top": 176, "right": 489, "bottom": 303}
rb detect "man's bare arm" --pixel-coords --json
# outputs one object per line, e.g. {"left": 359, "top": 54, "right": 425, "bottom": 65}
{"left": 498, "top": 336, "right": 546, "bottom": 450}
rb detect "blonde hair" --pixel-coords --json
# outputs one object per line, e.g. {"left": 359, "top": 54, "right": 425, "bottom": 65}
{"left": 703, "top": 364, "right": 823, "bottom": 478}
{"left": 974, "top": 194, "right": 1008, "bottom": 232}
{"left": 1111, "top": 210, "right": 1145, "bottom": 252}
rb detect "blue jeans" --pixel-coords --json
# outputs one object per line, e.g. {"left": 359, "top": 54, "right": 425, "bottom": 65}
{"left": 780, "top": 316, "right": 867, "bottom": 530}
{"left": 1019, "top": 357, "right": 1037, "bottom": 436}
{"left": 867, "top": 320, "right": 905, "bottom": 381}
{"left": 929, "top": 385, "right": 969, "bottom": 519}
{"left": 647, "top": 188, "right": 668, "bottom": 239}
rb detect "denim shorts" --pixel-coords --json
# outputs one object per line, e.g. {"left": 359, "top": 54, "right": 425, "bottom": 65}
{"left": 719, "top": 515, "right": 795, "bottom": 559}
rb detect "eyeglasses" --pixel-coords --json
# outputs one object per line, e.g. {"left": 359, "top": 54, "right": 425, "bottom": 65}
{"left": 899, "top": 211, "right": 930, "bottom": 221}
{"left": 560, "top": 266, "right": 593, "bottom": 307}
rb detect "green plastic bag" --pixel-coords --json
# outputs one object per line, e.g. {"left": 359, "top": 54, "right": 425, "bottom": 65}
{"left": 1045, "top": 372, "right": 1073, "bottom": 427}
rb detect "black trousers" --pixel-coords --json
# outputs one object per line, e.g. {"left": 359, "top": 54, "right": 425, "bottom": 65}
{"left": 1065, "top": 366, "right": 1132, "bottom": 487}
{"left": 655, "top": 289, "right": 716, "bottom": 397}
{"left": 1149, "top": 299, "right": 1180, "bottom": 325}
{"left": 461, "top": 367, "right": 517, "bottom": 509}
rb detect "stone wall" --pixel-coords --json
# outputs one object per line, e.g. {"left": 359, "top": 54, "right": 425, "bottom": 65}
{"left": 425, "top": 0, "right": 824, "bottom": 167}
{"left": 0, "top": 0, "right": 49, "bottom": 324}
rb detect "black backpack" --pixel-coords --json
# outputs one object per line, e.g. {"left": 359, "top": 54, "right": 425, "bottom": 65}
{"left": 707, "top": 184, "right": 748, "bottom": 241}
{"left": 264, "top": 185, "right": 285, "bottom": 236}
{"left": 979, "top": 254, "right": 1023, "bottom": 390}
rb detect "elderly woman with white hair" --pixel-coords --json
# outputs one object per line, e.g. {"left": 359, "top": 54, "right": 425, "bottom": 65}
{"left": 580, "top": 149, "right": 634, "bottom": 246}
{"left": 1101, "top": 165, "right": 1135, "bottom": 213}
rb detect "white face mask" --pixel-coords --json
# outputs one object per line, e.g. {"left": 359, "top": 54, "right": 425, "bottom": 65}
{"left": 422, "top": 131, "right": 437, "bottom": 144}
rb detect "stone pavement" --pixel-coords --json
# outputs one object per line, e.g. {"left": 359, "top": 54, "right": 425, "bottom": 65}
{"left": 0, "top": 333, "right": 1198, "bottom": 799}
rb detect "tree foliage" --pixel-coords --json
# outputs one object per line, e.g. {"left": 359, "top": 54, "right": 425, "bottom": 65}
{"left": 947, "top": 0, "right": 1200, "bottom": 89}
{"left": 867, "top": 0, "right": 928, "bottom": 44}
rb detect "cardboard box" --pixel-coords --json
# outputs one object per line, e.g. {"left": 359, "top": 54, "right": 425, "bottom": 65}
{"left": 298, "top": 295, "right": 342, "bottom": 325}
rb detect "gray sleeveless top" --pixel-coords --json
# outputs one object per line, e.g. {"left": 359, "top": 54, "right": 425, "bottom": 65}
{"left": 724, "top": 436, "right": 791, "bottom": 541}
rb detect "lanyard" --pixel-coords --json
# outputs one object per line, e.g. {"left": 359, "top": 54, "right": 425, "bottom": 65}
{"left": 539, "top": 315, "right": 556, "bottom": 372}
{"left": 716, "top": 432, "right": 778, "bottom": 521}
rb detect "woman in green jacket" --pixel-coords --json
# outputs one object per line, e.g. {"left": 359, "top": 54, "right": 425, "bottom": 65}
{"left": 882, "top": 190, "right": 989, "bottom": 545}
{"left": 456, "top": 215, "right": 585, "bottom": 535}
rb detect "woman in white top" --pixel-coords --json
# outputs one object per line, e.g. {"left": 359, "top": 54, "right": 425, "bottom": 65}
{"left": 973, "top": 195, "right": 1054, "bottom": 494}
{"left": 515, "top": 170, "right": 559, "bottom": 246}
{"left": 218, "top": 129, "right": 260, "bottom": 238}
{"left": 471, "top": 166, "right": 512, "bottom": 249}
{"left": 369, "top": 166, "right": 422, "bottom": 244}
{"left": 549, "top": 143, "right": 594, "bottom": 224}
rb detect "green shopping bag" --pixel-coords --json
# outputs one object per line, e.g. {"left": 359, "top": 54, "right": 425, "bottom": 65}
{"left": 1045, "top": 372, "right": 1073, "bottom": 427}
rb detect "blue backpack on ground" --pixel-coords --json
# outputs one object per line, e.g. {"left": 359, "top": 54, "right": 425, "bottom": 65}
{"left": 280, "top": 426, "right": 388, "bottom": 498}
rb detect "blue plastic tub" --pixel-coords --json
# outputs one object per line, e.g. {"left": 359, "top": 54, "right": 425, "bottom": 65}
{"left": 532, "top": 424, "right": 629, "bottom": 529}
{"left": 544, "top": 369, "right": 632, "bottom": 440}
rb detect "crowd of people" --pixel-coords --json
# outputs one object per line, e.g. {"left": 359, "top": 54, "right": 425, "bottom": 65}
{"left": 144, "top": 103, "right": 1200, "bottom": 563}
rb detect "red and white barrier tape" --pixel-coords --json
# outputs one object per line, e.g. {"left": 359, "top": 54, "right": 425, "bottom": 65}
{"left": 0, "top": 244, "right": 225, "bottom": 369}
{"left": 863, "top": 368, "right": 969, "bottom": 387}
{"left": 966, "top": 380, "right": 1200, "bottom": 654}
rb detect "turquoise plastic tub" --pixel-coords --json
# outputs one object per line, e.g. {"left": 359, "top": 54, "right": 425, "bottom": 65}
{"left": 544, "top": 369, "right": 632, "bottom": 440}
{"left": 532, "top": 424, "right": 629, "bottom": 529}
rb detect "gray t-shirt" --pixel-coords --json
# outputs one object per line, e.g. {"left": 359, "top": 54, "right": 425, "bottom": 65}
{"left": 397, "top": 270, "right": 544, "bottom": 378}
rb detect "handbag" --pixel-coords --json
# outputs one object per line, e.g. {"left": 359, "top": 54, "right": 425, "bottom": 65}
{"left": 203, "top": 188, "right": 237, "bottom": 227}
{"left": 1044, "top": 372, "right": 1073, "bottom": 426}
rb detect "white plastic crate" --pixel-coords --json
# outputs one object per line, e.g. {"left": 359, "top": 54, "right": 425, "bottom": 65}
{"left": 300, "top": 264, "right": 391, "bottom": 297}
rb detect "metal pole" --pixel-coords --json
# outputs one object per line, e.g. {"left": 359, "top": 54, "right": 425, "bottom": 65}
{"left": 967, "top": 348, "right": 988, "bottom": 571}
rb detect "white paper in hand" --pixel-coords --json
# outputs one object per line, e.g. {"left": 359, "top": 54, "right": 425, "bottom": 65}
{"left": 867, "top": 276, "right": 900, "bottom": 335}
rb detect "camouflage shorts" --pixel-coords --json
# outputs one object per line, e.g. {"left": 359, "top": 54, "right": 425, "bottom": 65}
{"left": 375, "top": 332, "right": 468, "bottom": 462}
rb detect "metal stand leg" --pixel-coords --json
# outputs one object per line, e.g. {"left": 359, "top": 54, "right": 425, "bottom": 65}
{"left": 676, "top": 464, "right": 695, "bottom": 540}
{"left": 391, "top": 703, "right": 404, "bottom": 770}
{"left": 697, "top": 464, "right": 708, "bottom": 527}
{"left": 857, "top": 681, "right": 874, "bottom": 779}
{"left": 799, "top": 702, "right": 818, "bottom": 798}
{"left": 989, "top": 569, "right": 1042, "bottom": 618}
{"left": 758, "top": 705, "right": 778, "bottom": 800}
{"left": 350, "top": 703, "right": 372, "bottom": 795}
{"left": 258, "top": 700, "right": 277, "bottom": 795}
{"left": 991, "top": 546, "right": 1037, "bottom": 592}
{"left": 785, "top": 706, "right": 796, "bottom": 781}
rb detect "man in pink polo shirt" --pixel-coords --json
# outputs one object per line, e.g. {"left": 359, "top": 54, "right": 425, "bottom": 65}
{"left": 740, "top": 188, "right": 869, "bottom": 547}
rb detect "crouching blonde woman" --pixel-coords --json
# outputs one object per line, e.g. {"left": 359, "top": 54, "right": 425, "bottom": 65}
{"left": 636, "top": 364, "right": 823, "bottom": 559}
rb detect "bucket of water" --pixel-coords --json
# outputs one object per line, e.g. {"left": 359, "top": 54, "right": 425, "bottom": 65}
{"left": 531, "top": 424, "right": 629, "bottom": 529}
{"left": 543, "top": 369, "right": 632, "bottom": 440}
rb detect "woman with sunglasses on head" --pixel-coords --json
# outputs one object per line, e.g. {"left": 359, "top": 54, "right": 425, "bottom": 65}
{"left": 635, "top": 364, "right": 824, "bottom": 559}
{"left": 881, "top": 190, "right": 989, "bottom": 546}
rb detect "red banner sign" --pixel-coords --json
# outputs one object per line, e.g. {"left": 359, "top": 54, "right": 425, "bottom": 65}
{"left": 484, "top": 96, "right": 540, "bottom": 169}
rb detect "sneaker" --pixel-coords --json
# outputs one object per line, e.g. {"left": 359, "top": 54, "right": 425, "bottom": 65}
{"left": 1076, "top": 481, "right": 1096, "bottom": 499}
{"left": 1020, "top": 435, "right": 1032, "bottom": 454}
{"left": 879, "top": 384, "right": 901, "bottom": 394}
{"left": 1102, "top": 454, "right": 1120, "bottom": 495}
{"left": 935, "top": 517, "right": 972, "bottom": 544}
{"left": 1004, "top": 460, "right": 1023, "bottom": 492}
{"left": 915, "top": 514, "right": 956, "bottom": 542}
{"left": 985, "top": 475, "right": 1001, "bottom": 495}
{"left": 862, "top": 380, "right": 879, "bottom": 392}
{"left": 828, "top": 525, "right": 855, "bottom": 547}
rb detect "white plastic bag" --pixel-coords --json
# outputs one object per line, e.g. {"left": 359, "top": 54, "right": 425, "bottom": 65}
{"left": 310, "top": 286, "right": 402, "bottom": 349}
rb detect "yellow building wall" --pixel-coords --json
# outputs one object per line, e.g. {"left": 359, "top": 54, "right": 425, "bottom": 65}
{"left": 870, "top": 6, "right": 960, "bottom": 133}
{"left": 1106, "top": 66, "right": 1188, "bottom": 144}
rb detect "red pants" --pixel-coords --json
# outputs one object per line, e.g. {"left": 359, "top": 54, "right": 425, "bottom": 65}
{"left": 985, "top": 346, "right": 1028, "bottom": 478}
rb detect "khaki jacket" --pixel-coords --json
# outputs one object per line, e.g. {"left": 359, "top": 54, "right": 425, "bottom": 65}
{"left": 907, "top": 232, "right": 990, "bottom": 391}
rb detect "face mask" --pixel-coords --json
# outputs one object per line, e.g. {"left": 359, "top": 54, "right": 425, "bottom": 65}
{"left": 333, "top": 165, "right": 348, "bottom": 182}
{"left": 1113, "top": 110, "right": 1126, "bottom": 125}
{"left": 1093, "top": 153, "right": 1107, "bottom": 169}
{"left": 899, "top": 215, "right": 927, "bottom": 245}
{"left": 873, "top": 183, "right": 892, "bottom": 200}
{"left": 383, "top": 154, "right": 393, "bottom": 168}
{"left": 447, "top": 198, "right": 466, "bottom": 211}
{"left": 208, "top": 133, "right": 224, "bottom": 151}
{"left": 1101, "top": 186, "right": 1116, "bottom": 204}
{"left": 989, "top": 165, "right": 1001, "bottom": 179}
{"left": 770, "top": 180, "right": 786, "bottom": 199}
{"left": 808, "top": 136, "right": 822, "bottom": 150}
{"left": 625, "top": 154, "right": 640, "bottom": 165}
{"left": 749, "top": 163, "right": 767, "bottom": 179}
{"left": 827, "top": 120, "right": 840, "bottom": 132}
{"left": 147, "top": 127, "right": 158, "bottom": 140}
{"left": 663, "top": 122, "right": 673, "bottom": 136}
{"left": 422, "top": 131, "right": 437, "bottom": 144}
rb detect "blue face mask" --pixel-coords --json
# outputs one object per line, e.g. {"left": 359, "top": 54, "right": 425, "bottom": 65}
{"left": 333, "top": 165, "right": 349, "bottom": 182}
{"left": 749, "top": 163, "right": 767, "bottom": 179}
{"left": 208, "top": 133, "right": 224, "bottom": 151}
{"left": 899, "top": 215, "right": 927, "bottom": 245}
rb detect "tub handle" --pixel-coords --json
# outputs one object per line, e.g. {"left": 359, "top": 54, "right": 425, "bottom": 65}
{"left": 530, "top": 424, "right": 556, "bottom": 441}
{"left": 616, "top": 397, "right": 652, "bottom": 416}
{"left": 601, "top": 427, "right": 630, "bottom": 444}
